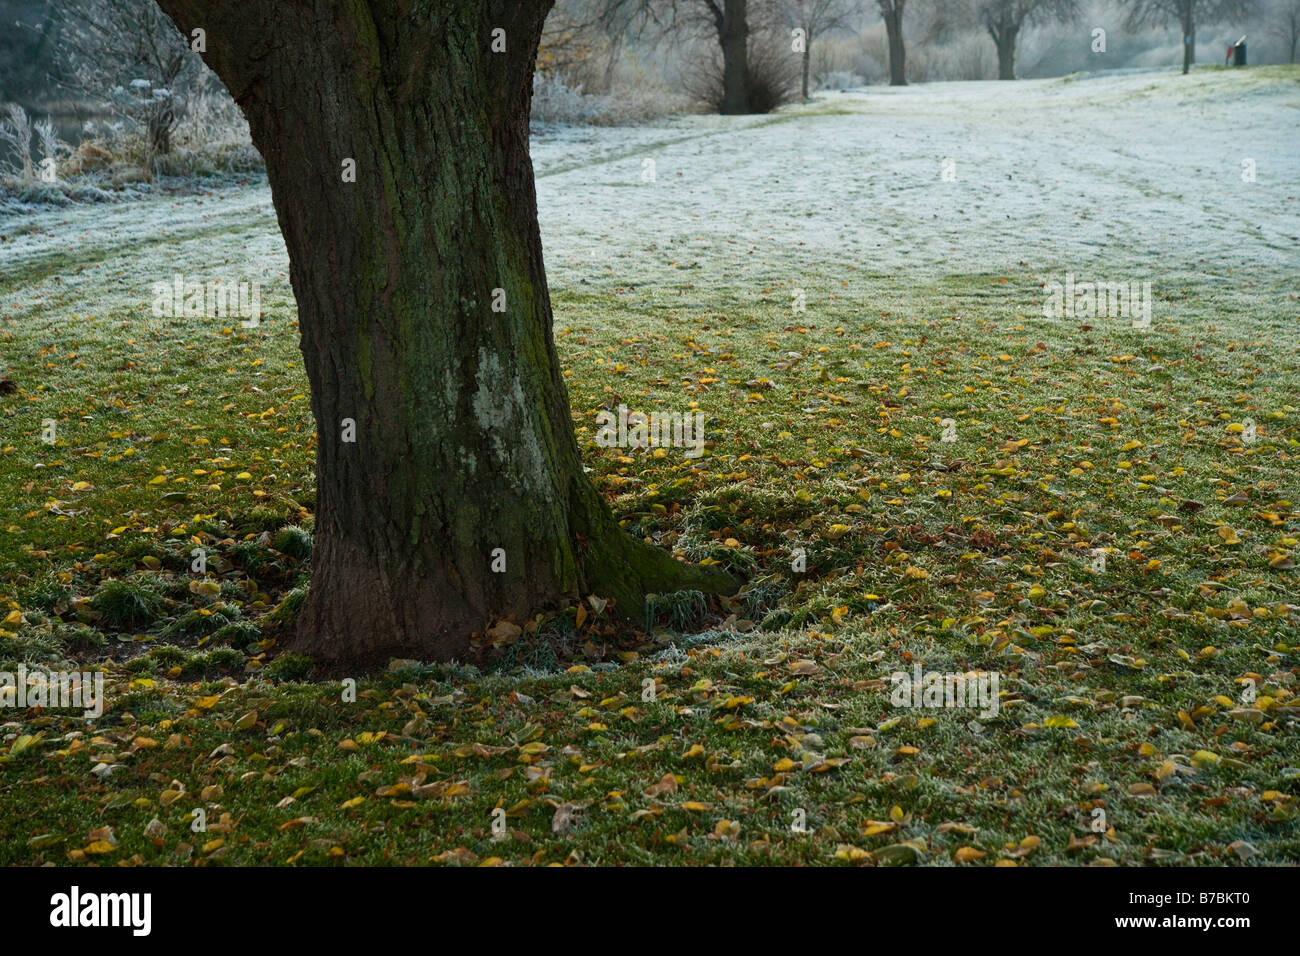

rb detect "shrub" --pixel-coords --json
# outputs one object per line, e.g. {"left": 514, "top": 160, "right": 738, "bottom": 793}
{"left": 532, "top": 72, "right": 691, "bottom": 126}
{"left": 0, "top": 104, "right": 36, "bottom": 181}
{"left": 682, "top": 34, "right": 798, "bottom": 114}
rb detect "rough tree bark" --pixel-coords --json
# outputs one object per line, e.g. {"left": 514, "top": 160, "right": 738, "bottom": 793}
{"left": 715, "top": 0, "right": 750, "bottom": 114}
{"left": 153, "top": 0, "right": 734, "bottom": 666}
{"left": 882, "top": 0, "right": 907, "bottom": 86}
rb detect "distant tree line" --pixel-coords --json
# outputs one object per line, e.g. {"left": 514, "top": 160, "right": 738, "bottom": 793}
{"left": 547, "top": 0, "right": 1273, "bottom": 110}
{"left": 1, "top": 0, "right": 1289, "bottom": 122}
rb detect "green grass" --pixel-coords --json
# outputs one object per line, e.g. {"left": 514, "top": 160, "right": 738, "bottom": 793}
{"left": 1, "top": 200, "right": 1298, "bottom": 866}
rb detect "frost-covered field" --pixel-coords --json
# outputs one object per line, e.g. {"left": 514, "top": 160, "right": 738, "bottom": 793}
{"left": 3, "top": 67, "right": 1300, "bottom": 867}
{"left": 531, "top": 68, "right": 1300, "bottom": 290}
{"left": 5, "top": 66, "right": 1297, "bottom": 322}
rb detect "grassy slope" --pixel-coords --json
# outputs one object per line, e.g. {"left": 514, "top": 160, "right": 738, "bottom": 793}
{"left": 0, "top": 70, "right": 1297, "bottom": 867}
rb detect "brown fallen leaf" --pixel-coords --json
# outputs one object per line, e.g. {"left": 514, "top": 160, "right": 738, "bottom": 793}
{"left": 1066, "top": 833, "right": 1098, "bottom": 852}
{"left": 278, "top": 816, "right": 318, "bottom": 831}
{"left": 643, "top": 773, "right": 678, "bottom": 798}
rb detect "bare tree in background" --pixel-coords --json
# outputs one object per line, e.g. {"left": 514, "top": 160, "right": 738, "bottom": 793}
{"left": 879, "top": 0, "right": 909, "bottom": 85}
{"left": 542, "top": 0, "right": 641, "bottom": 91}
{"left": 0, "top": 6, "right": 63, "bottom": 103}
{"left": 785, "top": 0, "right": 856, "bottom": 99}
{"left": 50, "top": 0, "right": 203, "bottom": 152}
{"left": 601, "top": 0, "right": 776, "bottom": 113}
{"left": 967, "top": 0, "right": 1081, "bottom": 79}
{"left": 1270, "top": 0, "right": 1300, "bottom": 60}
{"left": 1125, "top": 0, "right": 1258, "bottom": 74}
{"left": 701, "top": 0, "right": 752, "bottom": 112}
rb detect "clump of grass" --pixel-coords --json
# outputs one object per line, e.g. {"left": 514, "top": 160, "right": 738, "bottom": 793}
{"left": 740, "top": 576, "right": 788, "bottom": 621}
{"left": 265, "top": 652, "right": 314, "bottom": 681}
{"left": 0, "top": 629, "right": 62, "bottom": 665}
{"left": 160, "top": 604, "right": 239, "bottom": 641}
{"left": 212, "top": 620, "right": 262, "bottom": 650}
{"left": 237, "top": 504, "right": 296, "bottom": 536}
{"left": 91, "top": 578, "right": 165, "bottom": 629}
{"left": 272, "top": 524, "right": 313, "bottom": 561}
{"left": 181, "top": 648, "right": 245, "bottom": 678}
{"left": 267, "top": 585, "right": 308, "bottom": 625}
{"left": 125, "top": 646, "right": 245, "bottom": 678}
{"left": 113, "top": 538, "right": 201, "bottom": 575}
{"left": 230, "top": 539, "right": 272, "bottom": 575}
{"left": 645, "top": 589, "right": 708, "bottom": 632}
{"left": 54, "top": 624, "right": 105, "bottom": 652}
{"left": 126, "top": 645, "right": 187, "bottom": 673}
{"left": 18, "top": 574, "right": 72, "bottom": 614}
{"left": 489, "top": 614, "right": 580, "bottom": 673}
{"left": 192, "top": 517, "right": 233, "bottom": 538}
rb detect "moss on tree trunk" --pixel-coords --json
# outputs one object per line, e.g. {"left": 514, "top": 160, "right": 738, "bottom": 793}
{"left": 155, "top": 0, "right": 736, "bottom": 666}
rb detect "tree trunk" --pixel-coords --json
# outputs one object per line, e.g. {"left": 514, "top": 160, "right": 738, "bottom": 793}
{"left": 602, "top": 32, "right": 623, "bottom": 95}
{"left": 720, "top": 0, "right": 750, "bottom": 114}
{"left": 154, "top": 0, "right": 733, "bottom": 666}
{"left": 994, "top": 25, "right": 1018, "bottom": 80}
{"left": 884, "top": 8, "right": 907, "bottom": 86}
{"left": 1182, "top": 9, "right": 1195, "bottom": 74}
{"left": 801, "top": 42, "right": 811, "bottom": 101}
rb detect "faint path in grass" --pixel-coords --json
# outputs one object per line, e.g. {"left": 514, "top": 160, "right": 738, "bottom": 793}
{"left": 533, "top": 67, "right": 1300, "bottom": 300}
{"left": 3, "top": 66, "right": 1297, "bottom": 330}
{"left": 1, "top": 183, "right": 287, "bottom": 331}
